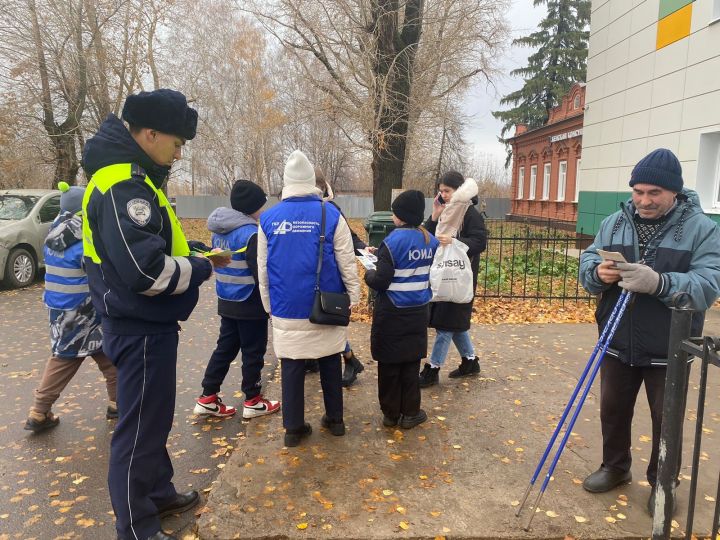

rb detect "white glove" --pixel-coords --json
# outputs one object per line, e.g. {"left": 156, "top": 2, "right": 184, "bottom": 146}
{"left": 615, "top": 262, "right": 663, "bottom": 295}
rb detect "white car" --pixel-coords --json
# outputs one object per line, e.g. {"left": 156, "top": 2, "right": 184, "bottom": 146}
{"left": 0, "top": 189, "right": 61, "bottom": 288}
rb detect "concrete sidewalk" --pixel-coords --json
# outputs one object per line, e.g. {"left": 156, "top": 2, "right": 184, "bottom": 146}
{"left": 197, "top": 318, "right": 720, "bottom": 539}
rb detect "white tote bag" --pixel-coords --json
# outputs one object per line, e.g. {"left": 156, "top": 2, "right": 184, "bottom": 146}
{"left": 429, "top": 239, "right": 474, "bottom": 303}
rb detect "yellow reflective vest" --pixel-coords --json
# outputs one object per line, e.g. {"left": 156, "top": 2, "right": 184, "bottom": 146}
{"left": 82, "top": 163, "right": 189, "bottom": 262}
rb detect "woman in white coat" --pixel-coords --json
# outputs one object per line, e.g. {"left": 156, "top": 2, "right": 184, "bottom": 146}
{"left": 257, "top": 150, "right": 360, "bottom": 447}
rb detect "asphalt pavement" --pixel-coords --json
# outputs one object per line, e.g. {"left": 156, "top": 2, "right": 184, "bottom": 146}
{"left": 0, "top": 281, "right": 278, "bottom": 539}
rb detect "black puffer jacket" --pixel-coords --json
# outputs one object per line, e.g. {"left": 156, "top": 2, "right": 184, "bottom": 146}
{"left": 425, "top": 205, "right": 487, "bottom": 332}
{"left": 364, "top": 226, "right": 432, "bottom": 363}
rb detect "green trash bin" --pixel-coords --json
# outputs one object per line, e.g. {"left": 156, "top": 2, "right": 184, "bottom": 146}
{"left": 364, "top": 211, "right": 396, "bottom": 248}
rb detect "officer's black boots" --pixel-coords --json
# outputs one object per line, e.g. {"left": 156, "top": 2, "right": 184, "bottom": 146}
{"left": 157, "top": 490, "right": 200, "bottom": 518}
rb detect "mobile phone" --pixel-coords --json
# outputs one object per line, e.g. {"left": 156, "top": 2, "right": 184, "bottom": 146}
{"left": 436, "top": 193, "right": 445, "bottom": 205}
{"left": 597, "top": 249, "right": 627, "bottom": 263}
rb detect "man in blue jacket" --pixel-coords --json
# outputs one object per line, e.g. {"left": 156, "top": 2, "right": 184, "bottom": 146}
{"left": 81, "top": 89, "right": 227, "bottom": 540}
{"left": 579, "top": 148, "right": 720, "bottom": 515}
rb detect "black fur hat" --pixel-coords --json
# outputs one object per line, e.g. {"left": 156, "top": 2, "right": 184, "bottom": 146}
{"left": 122, "top": 89, "right": 198, "bottom": 140}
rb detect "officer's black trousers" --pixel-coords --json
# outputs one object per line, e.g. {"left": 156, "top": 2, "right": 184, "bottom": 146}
{"left": 281, "top": 354, "right": 343, "bottom": 430}
{"left": 600, "top": 355, "right": 670, "bottom": 486}
{"left": 201, "top": 317, "right": 268, "bottom": 400}
{"left": 105, "top": 332, "right": 179, "bottom": 540}
{"left": 377, "top": 360, "right": 421, "bottom": 420}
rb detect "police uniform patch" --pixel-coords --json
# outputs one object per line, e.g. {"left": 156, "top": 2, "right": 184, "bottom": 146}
{"left": 127, "top": 198, "right": 151, "bottom": 226}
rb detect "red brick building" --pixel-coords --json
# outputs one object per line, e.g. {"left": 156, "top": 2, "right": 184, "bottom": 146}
{"left": 508, "top": 83, "right": 585, "bottom": 223}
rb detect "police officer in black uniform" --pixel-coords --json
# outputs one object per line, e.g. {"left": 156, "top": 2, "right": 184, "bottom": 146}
{"left": 81, "top": 89, "right": 226, "bottom": 540}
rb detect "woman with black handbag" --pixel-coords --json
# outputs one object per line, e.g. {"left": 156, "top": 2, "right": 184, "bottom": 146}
{"left": 258, "top": 150, "right": 360, "bottom": 447}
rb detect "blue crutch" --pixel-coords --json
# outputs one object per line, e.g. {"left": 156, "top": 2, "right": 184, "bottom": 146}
{"left": 516, "top": 289, "right": 633, "bottom": 530}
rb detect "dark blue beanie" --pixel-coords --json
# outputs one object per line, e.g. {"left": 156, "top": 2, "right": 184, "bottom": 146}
{"left": 122, "top": 89, "right": 198, "bottom": 140}
{"left": 629, "top": 148, "right": 683, "bottom": 192}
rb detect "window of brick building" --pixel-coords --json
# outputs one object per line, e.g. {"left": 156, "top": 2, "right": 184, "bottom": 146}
{"left": 557, "top": 160, "right": 567, "bottom": 201}
{"left": 529, "top": 165, "right": 537, "bottom": 200}
{"left": 517, "top": 166, "right": 525, "bottom": 199}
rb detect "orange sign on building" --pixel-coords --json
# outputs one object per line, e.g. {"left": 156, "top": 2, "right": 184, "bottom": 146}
{"left": 507, "top": 83, "right": 585, "bottom": 224}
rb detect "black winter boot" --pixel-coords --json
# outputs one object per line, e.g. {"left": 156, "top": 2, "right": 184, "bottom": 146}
{"left": 284, "top": 423, "right": 312, "bottom": 447}
{"left": 448, "top": 356, "right": 480, "bottom": 378}
{"left": 321, "top": 414, "right": 346, "bottom": 436}
{"left": 418, "top": 363, "right": 439, "bottom": 388}
{"left": 400, "top": 409, "right": 428, "bottom": 429}
{"left": 341, "top": 350, "right": 364, "bottom": 387}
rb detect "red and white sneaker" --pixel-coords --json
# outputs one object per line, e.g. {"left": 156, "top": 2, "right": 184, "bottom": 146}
{"left": 242, "top": 395, "right": 281, "bottom": 419}
{"left": 193, "top": 394, "right": 236, "bottom": 417}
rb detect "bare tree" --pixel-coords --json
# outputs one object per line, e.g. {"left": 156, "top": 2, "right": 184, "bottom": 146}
{"left": 245, "top": 0, "right": 509, "bottom": 209}
{"left": 0, "top": 0, "right": 167, "bottom": 186}
{"left": 160, "top": 0, "right": 287, "bottom": 195}
{"left": 6, "top": 0, "right": 90, "bottom": 187}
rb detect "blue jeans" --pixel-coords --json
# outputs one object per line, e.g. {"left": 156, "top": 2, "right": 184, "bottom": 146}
{"left": 429, "top": 330, "right": 475, "bottom": 368}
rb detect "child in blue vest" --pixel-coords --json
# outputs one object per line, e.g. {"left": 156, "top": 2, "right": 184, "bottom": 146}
{"left": 25, "top": 182, "right": 118, "bottom": 433}
{"left": 364, "top": 190, "right": 439, "bottom": 429}
{"left": 194, "top": 180, "right": 280, "bottom": 419}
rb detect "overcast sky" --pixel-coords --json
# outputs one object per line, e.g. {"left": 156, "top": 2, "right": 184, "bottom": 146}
{"left": 464, "top": 1, "right": 546, "bottom": 164}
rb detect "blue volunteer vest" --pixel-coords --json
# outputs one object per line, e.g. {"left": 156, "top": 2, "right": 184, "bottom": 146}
{"left": 213, "top": 224, "right": 256, "bottom": 302}
{"left": 260, "top": 196, "right": 345, "bottom": 319}
{"left": 43, "top": 240, "right": 89, "bottom": 311}
{"left": 383, "top": 228, "right": 439, "bottom": 308}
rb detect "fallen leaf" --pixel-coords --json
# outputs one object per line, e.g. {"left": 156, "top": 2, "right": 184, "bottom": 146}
{"left": 296, "top": 523, "right": 308, "bottom": 530}
{"left": 605, "top": 516, "right": 616, "bottom": 523}
{"left": 574, "top": 515, "right": 587, "bottom": 523}
{"left": 510, "top": 500, "right": 520, "bottom": 507}
{"left": 399, "top": 521, "right": 409, "bottom": 530}
{"left": 545, "top": 510, "right": 558, "bottom": 518}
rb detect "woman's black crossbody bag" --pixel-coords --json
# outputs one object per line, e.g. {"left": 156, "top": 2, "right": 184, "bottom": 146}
{"left": 308, "top": 201, "right": 351, "bottom": 326}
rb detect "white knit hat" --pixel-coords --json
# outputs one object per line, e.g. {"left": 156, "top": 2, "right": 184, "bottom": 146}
{"left": 283, "top": 150, "right": 315, "bottom": 186}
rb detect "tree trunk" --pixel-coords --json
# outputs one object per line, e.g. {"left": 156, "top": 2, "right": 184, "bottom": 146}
{"left": 52, "top": 132, "right": 80, "bottom": 187}
{"left": 28, "top": 0, "right": 87, "bottom": 188}
{"left": 371, "top": 133, "right": 406, "bottom": 210}
{"left": 369, "top": 0, "right": 422, "bottom": 210}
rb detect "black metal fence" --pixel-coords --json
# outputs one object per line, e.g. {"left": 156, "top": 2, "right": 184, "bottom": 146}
{"left": 478, "top": 218, "right": 594, "bottom": 302}
{"left": 653, "top": 302, "right": 720, "bottom": 539}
